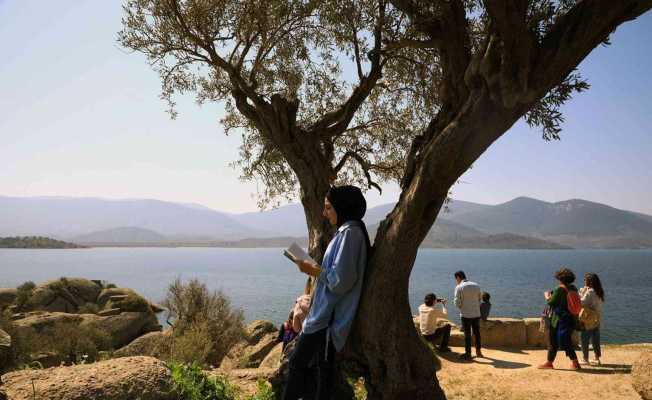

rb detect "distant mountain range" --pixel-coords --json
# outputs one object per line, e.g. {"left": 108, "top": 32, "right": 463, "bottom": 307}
{"left": 1, "top": 195, "right": 651, "bottom": 249}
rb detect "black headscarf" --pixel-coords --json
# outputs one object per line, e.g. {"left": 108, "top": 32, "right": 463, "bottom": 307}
{"left": 326, "top": 185, "right": 371, "bottom": 251}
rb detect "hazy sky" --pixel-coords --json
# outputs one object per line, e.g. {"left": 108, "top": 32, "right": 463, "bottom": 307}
{"left": 1, "top": 1, "right": 651, "bottom": 214}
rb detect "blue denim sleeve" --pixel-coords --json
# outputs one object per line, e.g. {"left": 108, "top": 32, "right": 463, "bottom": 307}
{"left": 323, "top": 228, "right": 363, "bottom": 295}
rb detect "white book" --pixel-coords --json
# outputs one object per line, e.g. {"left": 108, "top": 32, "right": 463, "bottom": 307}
{"left": 283, "top": 242, "right": 315, "bottom": 264}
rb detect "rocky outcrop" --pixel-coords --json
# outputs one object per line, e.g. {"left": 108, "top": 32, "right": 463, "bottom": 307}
{"left": 114, "top": 330, "right": 173, "bottom": 359}
{"left": 12, "top": 311, "right": 160, "bottom": 349}
{"left": 247, "top": 320, "right": 277, "bottom": 343}
{"left": 1, "top": 356, "right": 174, "bottom": 400}
{"left": 221, "top": 320, "right": 279, "bottom": 370}
{"left": 24, "top": 278, "right": 102, "bottom": 313}
{"left": 0, "top": 328, "right": 11, "bottom": 369}
{"left": 632, "top": 351, "right": 652, "bottom": 400}
{"left": 0, "top": 288, "right": 17, "bottom": 308}
{"left": 259, "top": 343, "right": 283, "bottom": 368}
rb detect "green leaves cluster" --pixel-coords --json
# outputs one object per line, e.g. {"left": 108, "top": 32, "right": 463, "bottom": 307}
{"left": 120, "top": 0, "right": 597, "bottom": 207}
{"left": 169, "top": 362, "right": 239, "bottom": 400}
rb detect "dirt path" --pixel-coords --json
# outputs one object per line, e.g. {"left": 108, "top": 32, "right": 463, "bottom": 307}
{"left": 437, "top": 344, "right": 649, "bottom": 400}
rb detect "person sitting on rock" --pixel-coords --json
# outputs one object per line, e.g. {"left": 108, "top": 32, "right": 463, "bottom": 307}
{"left": 480, "top": 292, "right": 491, "bottom": 321}
{"left": 418, "top": 293, "right": 452, "bottom": 353}
{"left": 278, "top": 310, "right": 299, "bottom": 351}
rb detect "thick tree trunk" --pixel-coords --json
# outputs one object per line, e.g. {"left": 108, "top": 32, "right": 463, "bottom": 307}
{"left": 348, "top": 89, "right": 524, "bottom": 399}
{"left": 349, "top": 209, "right": 448, "bottom": 399}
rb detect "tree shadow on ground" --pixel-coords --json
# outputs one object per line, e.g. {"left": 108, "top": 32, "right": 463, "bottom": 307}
{"left": 473, "top": 356, "right": 531, "bottom": 369}
{"left": 485, "top": 347, "right": 528, "bottom": 355}
{"left": 435, "top": 351, "right": 531, "bottom": 369}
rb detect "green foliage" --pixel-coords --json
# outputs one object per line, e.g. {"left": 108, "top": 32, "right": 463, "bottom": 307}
{"left": 169, "top": 362, "right": 239, "bottom": 400}
{"left": 170, "top": 321, "right": 214, "bottom": 367}
{"left": 245, "top": 380, "right": 276, "bottom": 400}
{"left": 0, "top": 236, "right": 82, "bottom": 249}
{"left": 163, "top": 278, "right": 245, "bottom": 366}
{"left": 2, "top": 320, "right": 112, "bottom": 370}
{"left": 15, "top": 281, "right": 36, "bottom": 310}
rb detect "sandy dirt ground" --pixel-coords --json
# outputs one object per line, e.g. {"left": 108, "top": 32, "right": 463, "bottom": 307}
{"left": 436, "top": 344, "right": 649, "bottom": 400}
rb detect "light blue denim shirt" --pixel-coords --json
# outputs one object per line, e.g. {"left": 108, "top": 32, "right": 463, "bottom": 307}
{"left": 302, "top": 220, "right": 367, "bottom": 351}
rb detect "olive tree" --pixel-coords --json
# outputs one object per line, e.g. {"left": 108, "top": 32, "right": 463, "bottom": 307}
{"left": 120, "top": 1, "right": 652, "bottom": 398}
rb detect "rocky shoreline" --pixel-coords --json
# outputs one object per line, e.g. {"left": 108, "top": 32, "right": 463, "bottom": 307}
{"left": 1, "top": 278, "right": 651, "bottom": 400}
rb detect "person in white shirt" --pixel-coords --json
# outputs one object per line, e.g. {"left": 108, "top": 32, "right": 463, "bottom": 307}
{"left": 418, "top": 293, "right": 452, "bottom": 352}
{"left": 454, "top": 270, "right": 483, "bottom": 360}
{"left": 579, "top": 272, "right": 605, "bottom": 365}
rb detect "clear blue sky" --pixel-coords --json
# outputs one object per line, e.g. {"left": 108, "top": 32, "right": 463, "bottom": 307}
{"left": 1, "top": 1, "right": 651, "bottom": 214}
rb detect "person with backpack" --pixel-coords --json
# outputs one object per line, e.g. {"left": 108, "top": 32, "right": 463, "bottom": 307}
{"left": 579, "top": 273, "right": 605, "bottom": 365}
{"left": 538, "top": 267, "right": 582, "bottom": 370}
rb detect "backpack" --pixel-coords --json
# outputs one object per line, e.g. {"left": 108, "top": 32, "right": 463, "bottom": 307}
{"left": 561, "top": 285, "right": 582, "bottom": 316}
{"left": 579, "top": 307, "right": 600, "bottom": 330}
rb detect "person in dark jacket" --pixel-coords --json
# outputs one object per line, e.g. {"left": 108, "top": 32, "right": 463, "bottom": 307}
{"left": 538, "top": 267, "right": 581, "bottom": 370}
{"left": 480, "top": 292, "right": 491, "bottom": 321}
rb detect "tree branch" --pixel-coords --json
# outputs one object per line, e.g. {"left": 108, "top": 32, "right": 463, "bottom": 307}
{"left": 533, "top": 0, "right": 652, "bottom": 98}
{"left": 335, "top": 151, "right": 383, "bottom": 193}
{"left": 309, "top": 1, "right": 386, "bottom": 137}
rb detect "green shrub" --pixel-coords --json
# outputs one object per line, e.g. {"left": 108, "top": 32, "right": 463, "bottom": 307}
{"left": 169, "top": 362, "right": 239, "bottom": 400}
{"left": 15, "top": 281, "right": 36, "bottom": 309}
{"left": 45, "top": 322, "right": 112, "bottom": 364}
{"left": 6, "top": 321, "right": 112, "bottom": 368}
{"left": 170, "top": 322, "right": 213, "bottom": 367}
{"left": 163, "top": 278, "right": 245, "bottom": 366}
{"left": 246, "top": 380, "right": 276, "bottom": 400}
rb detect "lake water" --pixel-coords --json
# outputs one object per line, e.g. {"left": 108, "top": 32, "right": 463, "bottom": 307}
{"left": 1, "top": 248, "right": 650, "bottom": 344}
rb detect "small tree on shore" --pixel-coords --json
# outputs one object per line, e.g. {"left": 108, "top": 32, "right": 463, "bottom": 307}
{"left": 163, "top": 278, "right": 245, "bottom": 366}
{"left": 121, "top": 1, "right": 652, "bottom": 398}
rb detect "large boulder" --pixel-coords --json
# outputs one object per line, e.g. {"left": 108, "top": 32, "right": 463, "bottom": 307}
{"left": 632, "top": 351, "right": 652, "bottom": 400}
{"left": 97, "top": 288, "right": 138, "bottom": 308}
{"left": 113, "top": 330, "right": 173, "bottom": 359}
{"left": 247, "top": 320, "right": 277, "bottom": 344}
{"left": 479, "top": 318, "right": 527, "bottom": 348}
{"left": 23, "top": 278, "right": 103, "bottom": 313}
{"left": 81, "top": 312, "right": 161, "bottom": 349}
{"left": 12, "top": 311, "right": 160, "bottom": 350}
{"left": 524, "top": 317, "right": 547, "bottom": 348}
{"left": 0, "top": 356, "right": 174, "bottom": 400}
{"left": 221, "top": 320, "right": 279, "bottom": 370}
{"left": 0, "top": 288, "right": 17, "bottom": 308}
{"left": 259, "top": 343, "right": 283, "bottom": 369}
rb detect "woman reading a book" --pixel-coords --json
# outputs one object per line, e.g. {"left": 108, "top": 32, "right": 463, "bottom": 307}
{"left": 283, "top": 185, "right": 371, "bottom": 400}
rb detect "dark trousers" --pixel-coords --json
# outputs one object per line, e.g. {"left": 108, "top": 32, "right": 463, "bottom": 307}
{"left": 547, "top": 323, "right": 577, "bottom": 362}
{"left": 283, "top": 328, "right": 335, "bottom": 400}
{"left": 461, "top": 317, "right": 481, "bottom": 356}
{"left": 423, "top": 324, "right": 451, "bottom": 349}
{"left": 581, "top": 327, "right": 601, "bottom": 360}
